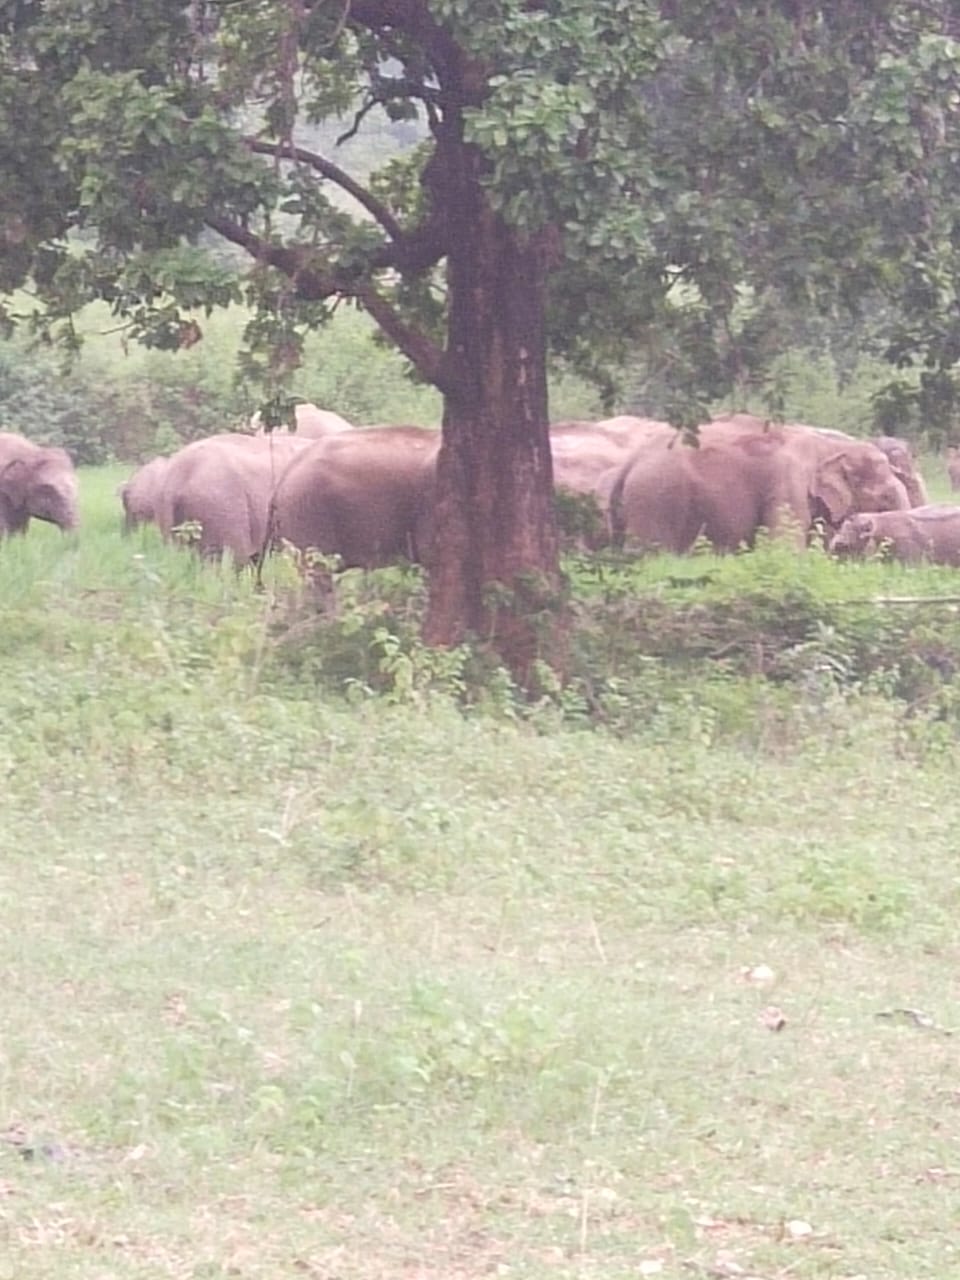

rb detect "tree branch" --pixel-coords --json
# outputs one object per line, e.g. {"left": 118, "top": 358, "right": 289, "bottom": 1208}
{"left": 336, "top": 76, "right": 444, "bottom": 146}
{"left": 204, "top": 214, "right": 307, "bottom": 280}
{"left": 335, "top": 94, "right": 381, "bottom": 146}
{"left": 243, "top": 137, "right": 405, "bottom": 241}
{"left": 338, "top": 0, "right": 432, "bottom": 30}
{"left": 242, "top": 137, "right": 448, "bottom": 270}
{"left": 341, "top": 0, "right": 464, "bottom": 86}
{"left": 353, "top": 281, "right": 454, "bottom": 393}
{"left": 203, "top": 213, "right": 453, "bottom": 392}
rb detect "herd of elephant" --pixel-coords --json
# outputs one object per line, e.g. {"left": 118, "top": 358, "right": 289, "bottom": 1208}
{"left": 2, "top": 404, "right": 960, "bottom": 568}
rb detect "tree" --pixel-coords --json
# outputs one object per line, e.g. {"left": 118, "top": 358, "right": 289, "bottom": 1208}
{"left": 3, "top": 2, "right": 960, "bottom": 674}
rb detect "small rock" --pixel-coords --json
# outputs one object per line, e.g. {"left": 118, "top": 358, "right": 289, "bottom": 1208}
{"left": 785, "top": 1218, "right": 813, "bottom": 1238}
{"left": 760, "top": 1005, "right": 787, "bottom": 1032}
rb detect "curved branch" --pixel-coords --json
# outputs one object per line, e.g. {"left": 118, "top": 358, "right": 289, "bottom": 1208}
{"left": 240, "top": 136, "right": 450, "bottom": 271}
{"left": 354, "top": 281, "right": 454, "bottom": 393}
{"left": 335, "top": 94, "right": 381, "bottom": 146}
{"left": 243, "top": 137, "right": 404, "bottom": 240}
{"left": 203, "top": 213, "right": 453, "bottom": 393}
{"left": 336, "top": 77, "right": 443, "bottom": 145}
{"left": 204, "top": 214, "right": 306, "bottom": 279}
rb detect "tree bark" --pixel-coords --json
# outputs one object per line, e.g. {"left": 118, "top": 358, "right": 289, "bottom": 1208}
{"left": 422, "top": 150, "right": 566, "bottom": 682}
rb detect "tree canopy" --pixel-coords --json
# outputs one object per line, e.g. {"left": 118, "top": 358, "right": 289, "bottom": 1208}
{"left": 4, "top": 1, "right": 960, "bottom": 671}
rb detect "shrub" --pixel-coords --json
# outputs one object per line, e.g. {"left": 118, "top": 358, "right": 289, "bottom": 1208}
{"left": 0, "top": 340, "right": 112, "bottom": 463}
{"left": 260, "top": 541, "right": 960, "bottom": 745}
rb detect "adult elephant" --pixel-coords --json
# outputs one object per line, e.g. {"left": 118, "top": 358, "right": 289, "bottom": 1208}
{"left": 268, "top": 426, "right": 440, "bottom": 568}
{"left": 0, "top": 432, "right": 79, "bottom": 535}
{"left": 808, "top": 425, "right": 928, "bottom": 507}
{"left": 155, "top": 432, "right": 311, "bottom": 563}
{"left": 609, "top": 415, "right": 909, "bottom": 554}
{"left": 252, "top": 402, "right": 353, "bottom": 438}
{"left": 119, "top": 455, "right": 170, "bottom": 532}
{"left": 831, "top": 505, "right": 960, "bottom": 564}
{"left": 549, "top": 416, "right": 673, "bottom": 548}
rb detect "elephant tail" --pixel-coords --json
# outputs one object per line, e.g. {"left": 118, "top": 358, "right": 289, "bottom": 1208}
{"left": 605, "top": 458, "right": 631, "bottom": 549}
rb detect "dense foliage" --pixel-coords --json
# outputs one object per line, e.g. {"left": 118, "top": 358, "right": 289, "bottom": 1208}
{"left": 1, "top": 3, "right": 959, "bottom": 411}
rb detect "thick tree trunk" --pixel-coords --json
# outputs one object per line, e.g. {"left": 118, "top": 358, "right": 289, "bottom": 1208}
{"left": 422, "top": 173, "right": 566, "bottom": 682}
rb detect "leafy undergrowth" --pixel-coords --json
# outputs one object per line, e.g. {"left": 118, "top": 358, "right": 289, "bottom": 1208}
{"left": 565, "top": 539, "right": 960, "bottom": 730}
{"left": 3, "top": 477, "right": 960, "bottom": 1277}
{"left": 258, "top": 528, "right": 960, "bottom": 746}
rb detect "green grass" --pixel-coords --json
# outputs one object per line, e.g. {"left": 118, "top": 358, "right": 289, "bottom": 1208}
{"left": 3, "top": 473, "right": 960, "bottom": 1278}
{"left": 919, "top": 449, "right": 955, "bottom": 503}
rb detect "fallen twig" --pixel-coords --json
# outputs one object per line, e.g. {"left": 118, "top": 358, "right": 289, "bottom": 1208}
{"left": 875, "top": 1007, "right": 956, "bottom": 1035}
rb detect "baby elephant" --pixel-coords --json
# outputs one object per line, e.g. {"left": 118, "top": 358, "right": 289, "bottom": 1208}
{"left": 830, "top": 505, "right": 960, "bottom": 565}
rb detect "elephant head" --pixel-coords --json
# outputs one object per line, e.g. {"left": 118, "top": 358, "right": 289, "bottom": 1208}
{"left": 0, "top": 445, "right": 79, "bottom": 534}
{"left": 810, "top": 445, "right": 908, "bottom": 530}
{"left": 872, "top": 436, "right": 927, "bottom": 506}
{"left": 829, "top": 512, "right": 878, "bottom": 557}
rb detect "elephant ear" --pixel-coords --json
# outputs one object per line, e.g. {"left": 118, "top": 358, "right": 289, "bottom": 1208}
{"left": 0, "top": 458, "right": 26, "bottom": 526}
{"left": 889, "top": 446, "right": 909, "bottom": 469}
{"left": 810, "top": 451, "right": 853, "bottom": 526}
{"left": 0, "top": 456, "right": 25, "bottom": 496}
{"left": 887, "top": 450, "right": 920, "bottom": 495}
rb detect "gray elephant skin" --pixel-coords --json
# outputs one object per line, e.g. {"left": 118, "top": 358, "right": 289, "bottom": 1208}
{"left": 152, "top": 432, "right": 311, "bottom": 562}
{"left": 608, "top": 415, "right": 909, "bottom": 554}
{"left": 269, "top": 426, "right": 440, "bottom": 568}
{"left": 252, "top": 402, "right": 354, "bottom": 438}
{"left": 830, "top": 505, "right": 960, "bottom": 565}
{"left": 0, "top": 431, "right": 79, "bottom": 535}
{"left": 549, "top": 416, "right": 669, "bottom": 547}
{"left": 871, "top": 435, "right": 927, "bottom": 506}
{"left": 119, "top": 455, "right": 171, "bottom": 531}
{"left": 769, "top": 425, "right": 926, "bottom": 507}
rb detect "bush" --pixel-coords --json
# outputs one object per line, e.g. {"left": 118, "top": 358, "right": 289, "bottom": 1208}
{"left": 0, "top": 341, "right": 112, "bottom": 463}
{"left": 0, "top": 331, "right": 249, "bottom": 463}
{"left": 258, "top": 542, "right": 960, "bottom": 744}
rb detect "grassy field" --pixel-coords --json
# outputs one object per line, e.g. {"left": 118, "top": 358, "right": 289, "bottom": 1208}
{"left": 3, "top": 467, "right": 960, "bottom": 1279}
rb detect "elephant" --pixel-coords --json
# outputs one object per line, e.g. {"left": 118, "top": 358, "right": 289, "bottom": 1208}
{"left": 814, "top": 430, "right": 926, "bottom": 509}
{"left": 608, "top": 415, "right": 909, "bottom": 554}
{"left": 811, "top": 427, "right": 928, "bottom": 507}
{"left": 947, "top": 446, "right": 960, "bottom": 492}
{"left": 0, "top": 432, "right": 79, "bottom": 535}
{"left": 119, "top": 455, "right": 171, "bottom": 531}
{"left": 549, "top": 416, "right": 673, "bottom": 547}
{"left": 252, "top": 402, "right": 353, "bottom": 438}
{"left": 550, "top": 416, "right": 671, "bottom": 497}
{"left": 154, "top": 432, "right": 311, "bottom": 562}
{"left": 872, "top": 435, "right": 928, "bottom": 507}
{"left": 830, "top": 505, "right": 960, "bottom": 564}
{"left": 268, "top": 426, "right": 440, "bottom": 569}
